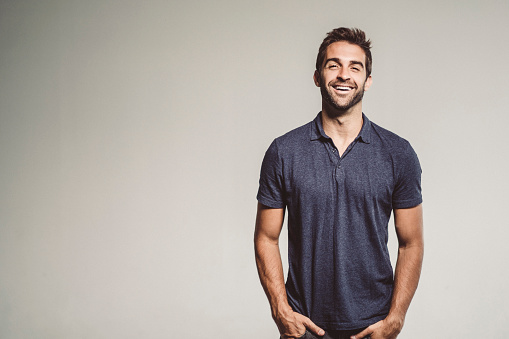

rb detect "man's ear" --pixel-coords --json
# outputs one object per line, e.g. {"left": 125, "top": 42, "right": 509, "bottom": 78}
{"left": 313, "top": 70, "right": 321, "bottom": 87}
{"left": 364, "top": 75, "right": 373, "bottom": 91}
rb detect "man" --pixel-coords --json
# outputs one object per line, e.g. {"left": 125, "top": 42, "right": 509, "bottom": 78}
{"left": 254, "top": 27, "right": 423, "bottom": 339}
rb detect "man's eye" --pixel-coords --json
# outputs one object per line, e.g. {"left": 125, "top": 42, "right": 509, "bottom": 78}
{"left": 328, "top": 65, "right": 338, "bottom": 69}
{"left": 352, "top": 67, "right": 360, "bottom": 71}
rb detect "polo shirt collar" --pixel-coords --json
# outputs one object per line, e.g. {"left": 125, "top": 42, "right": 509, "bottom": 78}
{"left": 310, "top": 112, "right": 372, "bottom": 144}
{"left": 310, "top": 112, "right": 329, "bottom": 140}
{"left": 357, "top": 113, "right": 372, "bottom": 144}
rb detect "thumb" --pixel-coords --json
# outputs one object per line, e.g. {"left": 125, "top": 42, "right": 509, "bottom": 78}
{"left": 301, "top": 316, "right": 325, "bottom": 336}
{"left": 351, "top": 326, "right": 372, "bottom": 339}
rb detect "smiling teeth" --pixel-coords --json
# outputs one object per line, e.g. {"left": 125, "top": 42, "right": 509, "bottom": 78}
{"left": 335, "top": 86, "right": 352, "bottom": 91}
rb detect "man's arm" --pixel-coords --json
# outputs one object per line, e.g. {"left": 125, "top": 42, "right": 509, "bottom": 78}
{"left": 353, "top": 204, "right": 424, "bottom": 339}
{"left": 254, "top": 203, "right": 324, "bottom": 339}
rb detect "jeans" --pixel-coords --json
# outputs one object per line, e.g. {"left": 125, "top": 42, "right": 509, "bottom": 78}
{"left": 281, "top": 329, "right": 369, "bottom": 339}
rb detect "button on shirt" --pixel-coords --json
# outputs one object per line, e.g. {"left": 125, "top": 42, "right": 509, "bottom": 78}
{"left": 257, "top": 112, "right": 422, "bottom": 330}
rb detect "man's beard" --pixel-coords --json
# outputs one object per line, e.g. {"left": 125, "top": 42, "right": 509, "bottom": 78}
{"left": 320, "top": 80, "right": 365, "bottom": 114}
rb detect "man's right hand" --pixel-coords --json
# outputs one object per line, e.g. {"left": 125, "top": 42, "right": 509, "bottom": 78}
{"left": 275, "top": 309, "right": 325, "bottom": 339}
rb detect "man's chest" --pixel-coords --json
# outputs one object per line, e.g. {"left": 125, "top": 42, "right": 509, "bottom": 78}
{"left": 281, "top": 142, "right": 395, "bottom": 208}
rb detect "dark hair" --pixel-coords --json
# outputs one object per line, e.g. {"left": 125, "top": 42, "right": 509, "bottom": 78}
{"left": 315, "top": 27, "right": 372, "bottom": 78}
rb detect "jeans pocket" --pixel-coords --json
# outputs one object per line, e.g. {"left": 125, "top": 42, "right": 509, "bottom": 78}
{"left": 279, "top": 330, "right": 314, "bottom": 339}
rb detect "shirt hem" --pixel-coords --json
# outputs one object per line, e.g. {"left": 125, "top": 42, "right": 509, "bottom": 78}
{"left": 257, "top": 195, "right": 285, "bottom": 209}
{"left": 315, "top": 314, "right": 387, "bottom": 331}
{"left": 393, "top": 197, "right": 423, "bottom": 209}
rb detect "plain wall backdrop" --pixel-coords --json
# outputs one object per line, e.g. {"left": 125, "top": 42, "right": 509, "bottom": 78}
{"left": 1, "top": 0, "right": 508, "bottom": 338}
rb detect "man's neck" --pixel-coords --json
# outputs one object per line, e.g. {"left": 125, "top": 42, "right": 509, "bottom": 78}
{"left": 321, "top": 106, "right": 363, "bottom": 140}
{"left": 321, "top": 105, "right": 363, "bottom": 156}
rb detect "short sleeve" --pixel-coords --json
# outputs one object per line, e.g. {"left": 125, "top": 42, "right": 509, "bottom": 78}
{"left": 257, "top": 139, "right": 286, "bottom": 209}
{"left": 392, "top": 141, "right": 422, "bottom": 209}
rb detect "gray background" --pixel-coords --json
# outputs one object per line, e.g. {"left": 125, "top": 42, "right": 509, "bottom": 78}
{"left": 1, "top": 0, "right": 508, "bottom": 338}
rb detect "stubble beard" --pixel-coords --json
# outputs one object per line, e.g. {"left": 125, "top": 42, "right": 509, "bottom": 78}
{"left": 320, "top": 79, "right": 365, "bottom": 116}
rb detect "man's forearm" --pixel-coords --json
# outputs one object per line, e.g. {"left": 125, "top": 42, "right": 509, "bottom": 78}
{"left": 255, "top": 205, "right": 325, "bottom": 338}
{"left": 254, "top": 237, "right": 292, "bottom": 317}
{"left": 386, "top": 243, "right": 424, "bottom": 328}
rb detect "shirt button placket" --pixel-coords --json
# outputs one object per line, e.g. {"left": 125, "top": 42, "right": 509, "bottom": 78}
{"left": 334, "top": 147, "right": 344, "bottom": 183}
{"left": 336, "top": 163, "right": 344, "bottom": 184}
{"left": 329, "top": 144, "right": 342, "bottom": 181}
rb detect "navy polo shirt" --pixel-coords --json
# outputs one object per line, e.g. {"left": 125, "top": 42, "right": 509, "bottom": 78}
{"left": 257, "top": 112, "right": 422, "bottom": 330}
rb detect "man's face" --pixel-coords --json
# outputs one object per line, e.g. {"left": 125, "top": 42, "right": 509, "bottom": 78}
{"left": 314, "top": 41, "right": 372, "bottom": 113}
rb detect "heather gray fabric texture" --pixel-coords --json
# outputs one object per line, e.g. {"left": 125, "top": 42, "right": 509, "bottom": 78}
{"left": 257, "top": 112, "right": 422, "bottom": 330}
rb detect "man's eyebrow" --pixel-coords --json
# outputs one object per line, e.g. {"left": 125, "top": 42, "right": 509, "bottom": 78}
{"left": 324, "top": 58, "right": 365, "bottom": 68}
{"left": 349, "top": 61, "right": 365, "bottom": 68}
{"left": 324, "top": 58, "right": 340, "bottom": 65}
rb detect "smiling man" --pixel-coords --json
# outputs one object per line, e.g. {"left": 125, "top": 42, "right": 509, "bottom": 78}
{"left": 255, "top": 28, "right": 423, "bottom": 339}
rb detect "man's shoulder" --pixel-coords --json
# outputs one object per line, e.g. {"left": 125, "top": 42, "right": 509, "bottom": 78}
{"left": 370, "top": 120, "right": 413, "bottom": 152}
{"left": 273, "top": 120, "right": 313, "bottom": 149}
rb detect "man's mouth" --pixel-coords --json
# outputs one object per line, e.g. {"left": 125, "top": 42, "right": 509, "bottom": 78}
{"left": 332, "top": 85, "right": 355, "bottom": 92}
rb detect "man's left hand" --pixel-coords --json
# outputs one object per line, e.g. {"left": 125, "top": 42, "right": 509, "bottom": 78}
{"left": 350, "top": 317, "right": 403, "bottom": 339}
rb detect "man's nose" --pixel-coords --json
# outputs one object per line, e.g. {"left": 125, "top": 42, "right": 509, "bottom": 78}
{"left": 337, "top": 67, "right": 350, "bottom": 80}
